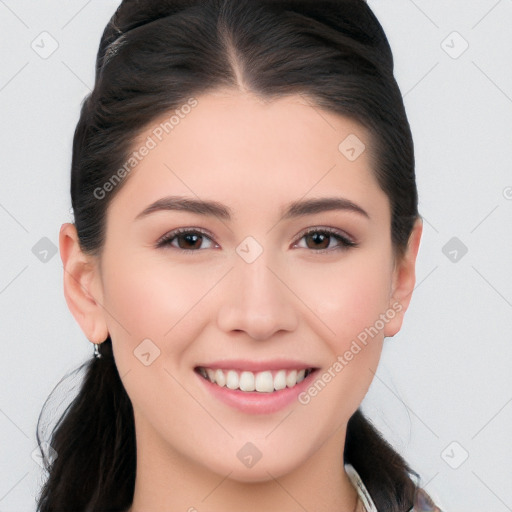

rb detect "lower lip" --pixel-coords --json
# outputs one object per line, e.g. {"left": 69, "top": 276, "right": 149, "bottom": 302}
{"left": 195, "top": 369, "right": 318, "bottom": 415}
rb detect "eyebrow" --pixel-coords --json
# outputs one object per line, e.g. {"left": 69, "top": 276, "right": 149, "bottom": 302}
{"left": 134, "top": 195, "right": 370, "bottom": 222}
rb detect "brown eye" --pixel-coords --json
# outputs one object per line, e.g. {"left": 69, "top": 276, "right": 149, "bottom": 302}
{"left": 157, "top": 228, "right": 216, "bottom": 251}
{"left": 295, "top": 228, "right": 357, "bottom": 253}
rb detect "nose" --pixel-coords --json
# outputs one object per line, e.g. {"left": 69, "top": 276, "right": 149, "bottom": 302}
{"left": 216, "top": 252, "right": 299, "bottom": 341}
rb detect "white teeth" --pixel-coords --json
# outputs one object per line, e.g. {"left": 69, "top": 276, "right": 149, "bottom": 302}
{"left": 273, "top": 369, "right": 287, "bottom": 391}
{"left": 255, "top": 371, "right": 274, "bottom": 393}
{"left": 199, "top": 367, "right": 312, "bottom": 393}
{"left": 226, "top": 370, "right": 239, "bottom": 390}
{"left": 214, "top": 369, "right": 225, "bottom": 387}
{"left": 286, "top": 370, "right": 297, "bottom": 388}
{"left": 239, "top": 371, "right": 255, "bottom": 392}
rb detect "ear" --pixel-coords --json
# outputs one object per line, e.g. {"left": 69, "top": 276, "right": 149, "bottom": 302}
{"left": 59, "top": 223, "right": 109, "bottom": 344}
{"left": 383, "top": 217, "right": 423, "bottom": 337}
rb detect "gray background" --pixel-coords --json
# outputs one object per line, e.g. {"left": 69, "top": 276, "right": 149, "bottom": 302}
{"left": 1, "top": 0, "right": 511, "bottom": 510}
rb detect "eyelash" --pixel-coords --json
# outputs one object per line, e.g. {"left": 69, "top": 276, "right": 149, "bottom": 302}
{"left": 156, "top": 226, "right": 358, "bottom": 254}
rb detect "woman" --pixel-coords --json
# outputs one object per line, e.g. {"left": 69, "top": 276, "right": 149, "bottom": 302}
{"left": 36, "top": 0, "right": 443, "bottom": 510}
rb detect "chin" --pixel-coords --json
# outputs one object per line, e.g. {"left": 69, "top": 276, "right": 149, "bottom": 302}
{"left": 220, "top": 462, "right": 294, "bottom": 483}
{"left": 205, "top": 446, "right": 306, "bottom": 484}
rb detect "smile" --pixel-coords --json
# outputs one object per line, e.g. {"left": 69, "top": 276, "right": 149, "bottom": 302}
{"left": 196, "top": 367, "right": 315, "bottom": 393}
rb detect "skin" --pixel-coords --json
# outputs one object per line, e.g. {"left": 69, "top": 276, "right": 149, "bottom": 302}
{"left": 59, "top": 89, "right": 422, "bottom": 512}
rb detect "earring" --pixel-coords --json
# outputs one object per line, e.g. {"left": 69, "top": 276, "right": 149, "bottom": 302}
{"left": 93, "top": 343, "right": 102, "bottom": 359}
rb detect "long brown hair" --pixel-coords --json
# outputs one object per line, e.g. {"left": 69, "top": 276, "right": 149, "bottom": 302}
{"left": 36, "top": 1, "right": 420, "bottom": 510}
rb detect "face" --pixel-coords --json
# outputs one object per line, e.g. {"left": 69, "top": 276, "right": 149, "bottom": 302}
{"left": 62, "top": 89, "right": 420, "bottom": 484}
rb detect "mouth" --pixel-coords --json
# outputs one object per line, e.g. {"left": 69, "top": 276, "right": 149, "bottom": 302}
{"left": 194, "top": 366, "right": 317, "bottom": 393}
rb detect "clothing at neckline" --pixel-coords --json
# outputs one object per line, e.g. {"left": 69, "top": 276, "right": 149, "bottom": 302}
{"left": 345, "top": 463, "right": 443, "bottom": 512}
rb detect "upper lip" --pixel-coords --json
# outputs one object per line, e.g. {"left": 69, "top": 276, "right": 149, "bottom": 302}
{"left": 195, "top": 359, "right": 318, "bottom": 372}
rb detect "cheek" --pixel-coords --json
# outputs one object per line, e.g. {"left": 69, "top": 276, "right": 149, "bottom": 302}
{"left": 294, "top": 250, "right": 393, "bottom": 349}
{"left": 291, "top": 249, "right": 393, "bottom": 416}
{"left": 107, "top": 250, "right": 205, "bottom": 318}
{"left": 294, "top": 261, "right": 391, "bottom": 430}
{"left": 100, "top": 255, "right": 217, "bottom": 427}
{"left": 101, "top": 253, "right": 218, "bottom": 366}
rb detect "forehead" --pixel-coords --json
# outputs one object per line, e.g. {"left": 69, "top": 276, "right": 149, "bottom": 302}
{"left": 144, "top": 89, "right": 372, "bottom": 154}
{"left": 107, "top": 90, "right": 387, "bottom": 221}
